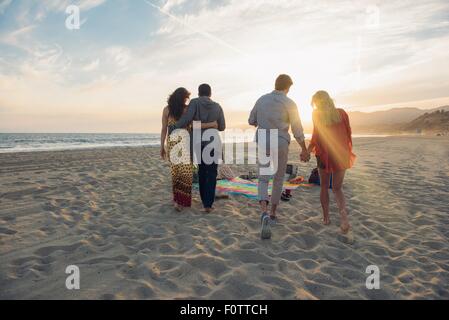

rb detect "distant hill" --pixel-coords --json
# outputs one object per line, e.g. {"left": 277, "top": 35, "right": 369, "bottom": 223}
{"left": 226, "top": 105, "right": 449, "bottom": 135}
{"left": 401, "top": 109, "right": 449, "bottom": 134}
{"left": 347, "top": 106, "right": 449, "bottom": 133}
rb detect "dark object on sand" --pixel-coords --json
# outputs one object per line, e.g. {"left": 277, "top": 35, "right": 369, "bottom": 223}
{"left": 239, "top": 170, "right": 258, "bottom": 180}
{"left": 215, "top": 193, "right": 230, "bottom": 200}
{"left": 286, "top": 164, "right": 298, "bottom": 180}
{"left": 241, "top": 165, "right": 298, "bottom": 181}
{"left": 308, "top": 168, "right": 333, "bottom": 189}
{"left": 308, "top": 168, "right": 320, "bottom": 184}
{"left": 281, "top": 190, "right": 292, "bottom": 202}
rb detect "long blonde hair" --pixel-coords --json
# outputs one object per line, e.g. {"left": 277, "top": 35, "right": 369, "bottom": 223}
{"left": 311, "top": 91, "right": 341, "bottom": 126}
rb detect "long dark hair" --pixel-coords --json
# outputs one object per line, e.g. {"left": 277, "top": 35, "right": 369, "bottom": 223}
{"left": 167, "top": 87, "right": 190, "bottom": 121}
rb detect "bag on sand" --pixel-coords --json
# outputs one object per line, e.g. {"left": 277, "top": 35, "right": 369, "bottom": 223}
{"left": 217, "top": 164, "right": 237, "bottom": 180}
{"left": 308, "top": 168, "right": 320, "bottom": 185}
{"left": 308, "top": 168, "right": 333, "bottom": 189}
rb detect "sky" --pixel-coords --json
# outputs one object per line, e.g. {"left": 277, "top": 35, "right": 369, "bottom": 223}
{"left": 0, "top": 0, "right": 448, "bottom": 133}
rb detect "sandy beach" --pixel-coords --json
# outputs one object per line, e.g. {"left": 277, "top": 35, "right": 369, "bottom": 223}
{"left": 0, "top": 136, "right": 448, "bottom": 300}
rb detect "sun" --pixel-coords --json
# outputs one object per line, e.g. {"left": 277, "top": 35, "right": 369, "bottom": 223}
{"left": 298, "top": 100, "right": 313, "bottom": 124}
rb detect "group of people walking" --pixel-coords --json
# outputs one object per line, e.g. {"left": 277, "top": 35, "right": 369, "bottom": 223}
{"left": 160, "top": 75, "right": 356, "bottom": 239}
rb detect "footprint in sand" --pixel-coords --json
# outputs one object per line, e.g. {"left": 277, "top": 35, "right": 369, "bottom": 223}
{"left": 0, "top": 227, "right": 17, "bottom": 235}
{"left": 337, "top": 231, "right": 355, "bottom": 245}
{"left": 34, "top": 242, "right": 84, "bottom": 257}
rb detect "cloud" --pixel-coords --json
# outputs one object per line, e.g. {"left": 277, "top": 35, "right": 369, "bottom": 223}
{"left": 1, "top": 0, "right": 449, "bottom": 132}
{"left": 161, "top": 0, "right": 188, "bottom": 12}
{"left": 82, "top": 59, "right": 100, "bottom": 72}
{"left": 0, "top": 0, "right": 12, "bottom": 14}
{"left": 41, "top": 0, "right": 107, "bottom": 12}
{"left": 106, "top": 47, "right": 131, "bottom": 70}
{"left": 145, "top": 0, "right": 246, "bottom": 56}
{"left": 0, "top": 25, "right": 36, "bottom": 49}
{"left": 17, "top": 0, "right": 108, "bottom": 24}
{"left": 146, "top": 0, "right": 449, "bottom": 103}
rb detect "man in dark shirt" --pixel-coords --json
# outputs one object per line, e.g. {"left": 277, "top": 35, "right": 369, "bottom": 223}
{"left": 173, "top": 84, "right": 226, "bottom": 213}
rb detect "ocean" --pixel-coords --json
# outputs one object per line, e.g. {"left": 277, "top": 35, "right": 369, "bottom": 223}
{"left": 0, "top": 133, "right": 160, "bottom": 153}
{"left": 0, "top": 133, "right": 388, "bottom": 154}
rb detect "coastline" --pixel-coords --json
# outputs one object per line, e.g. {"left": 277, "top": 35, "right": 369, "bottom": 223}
{"left": 0, "top": 134, "right": 445, "bottom": 155}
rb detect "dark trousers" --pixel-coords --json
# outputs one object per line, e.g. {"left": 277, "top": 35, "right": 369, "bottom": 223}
{"left": 198, "top": 162, "right": 218, "bottom": 209}
{"left": 197, "top": 145, "right": 219, "bottom": 209}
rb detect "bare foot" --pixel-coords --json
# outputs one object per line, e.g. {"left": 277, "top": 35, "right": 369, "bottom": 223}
{"left": 339, "top": 209, "right": 351, "bottom": 234}
{"left": 174, "top": 204, "right": 183, "bottom": 212}
{"left": 203, "top": 207, "right": 214, "bottom": 214}
{"left": 340, "top": 220, "right": 351, "bottom": 234}
{"left": 338, "top": 229, "right": 354, "bottom": 244}
{"left": 322, "top": 215, "right": 331, "bottom": 225}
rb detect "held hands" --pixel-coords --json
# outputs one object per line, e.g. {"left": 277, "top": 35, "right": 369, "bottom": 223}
{"left": 300, "top": 149, "right": 311, "bottom": 163}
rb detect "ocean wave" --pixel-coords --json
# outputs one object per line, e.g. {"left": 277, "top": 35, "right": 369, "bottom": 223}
{"left": 0, "top": 133, "right": 160, "bottom": 153}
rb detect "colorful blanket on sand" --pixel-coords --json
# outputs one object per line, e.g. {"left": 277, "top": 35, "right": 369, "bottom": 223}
{"left": 214, "top": 177, "right": 314, "bottom": 199}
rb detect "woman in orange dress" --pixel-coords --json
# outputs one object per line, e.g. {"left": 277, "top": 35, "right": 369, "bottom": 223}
{"left": 308, "top": 91, "right": 356, "bottom": 234}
